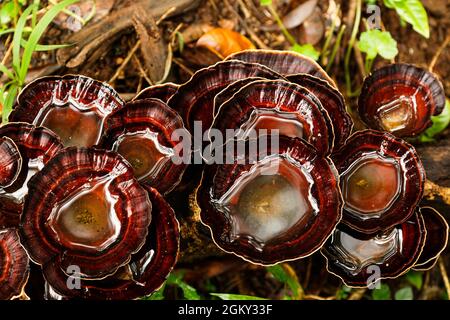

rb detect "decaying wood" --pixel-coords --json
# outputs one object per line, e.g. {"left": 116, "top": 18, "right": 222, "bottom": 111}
{"left": 416, "top": 138, "right": 450, "bottom": 215}
{"left": 57, "top": 0, "right": 200, "bottom": 68}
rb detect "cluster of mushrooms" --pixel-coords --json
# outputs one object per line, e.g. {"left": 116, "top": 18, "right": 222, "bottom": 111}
{"left": 0, "top": 49, "right": 448, "bottom": 299}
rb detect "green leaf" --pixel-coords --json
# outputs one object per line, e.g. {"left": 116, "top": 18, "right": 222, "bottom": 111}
{"left": 371, "top": 283, "right": 391, "bottom": 300}
{"left": 395, "top": 286, "right": 414, "bottom": 300}
{"left": 211, "top": 293, "right": 267, "bottom": 300}
{"left": 290, "top": 43, "right": 320, "bottom": 61}
{"left": 260, "top": 0, "right": 272, "bottom": 6}
{"left": 383, "top": 0, "right": 430, "bottom": 38}
{"left": 267, "top": 264, "right": 303, "bottom": 299}
{"left": 166, "top": 273, "right": 201, "bottom": 300}
{"left": 358, "top": 29, "right": 398, "bottom": 60}
{"left": 0, "top": 1, "right": 19, "bottom": 26}
{"left": 419, "top": 100, "right": 450, "bottom": 142}
{"left": 19, "top": 0, "right": 80, "bottom": 82}
{"left": 336, "top": 285, "right": 353, "bottom": 300}
{"left": 406, "top": 271, "right": 423, "bottom": 290}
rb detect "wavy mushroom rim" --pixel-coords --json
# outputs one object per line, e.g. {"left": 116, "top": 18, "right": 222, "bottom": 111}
{"left": 0, "top": 228, "right": 30, "bottom": 300}
{"left": 321, "top": 211, "right": 427, "bottom": 288}
{"left": 0, "top": 136, "right": 22, "bottom": 189}
{"left": 413, "top": 206, "right": 449, "bottom": 270}
{"left": 357, "top": 63, "right": 446, "bottom": 137}
{"left": 9, "top": 74, "right": 125, "bottom": 147}
{"left": 332, "top": 129, "right": 426, "bottom": 234}
{"left": 209, "top": 78, "right": 336, "bottom": 155}
{"left": 19, "top": 147, "right": 151, "bottom": 279}
{"left": 225, "top": 49, "right": 336, "bottom": 88}
{"left": 167, "top": 59, "right": 285, "bottom": 132}
{"left": 100, "top": 98, "right": 190, "bottom": 194}
{"left": 41, "top": 186, "right": 180, "bottom": 300}
{"left": 133, "top": 83, "right": 180, "bottom": 103}
{"left": 197, "top": 137, "right": 343, "bottom": 265}
{"left": 287, "top": 73, "right": 353, "bottom": 150}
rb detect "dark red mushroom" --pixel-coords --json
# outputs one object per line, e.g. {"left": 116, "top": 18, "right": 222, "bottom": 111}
{"left": 42, "top": 187, "right": 179, "bottom": 300}
{"left": 20, "top": 147, "right": 151, "bottom": 279}
{"left": 226, "top": 49, "right": 336, "bottom": 86}
{"left": 0, "top": 228, "right": 30, "bottom": 300}
{"left": 0, "top": 137, "right": 22, "bottom": 189}
{"left": 287, "top": 73, "right": 353, "bottom": 151}
{"left": 0, "top": 123, "right": 63, "bottom": 228}
{"left": 9, "top": 75, "right": 125, "bottom": 147}
{"left": 168, "top": 60, "right": 283, "bottom": 132}
{"left": 321, "top": 211, "right": 426, "bottom": 287}
{"left": 413, "top": 207, "right": 448, "bottom": 271}
{"left": 100, "top": 98, "right": 190, "bottom": 194}
{"left": 332, "top": 130, "right": 425, "bottom": 234}
{"left": 134, "top": 83, "right": 179, "bottom": 103}
{"left": 197, "top": 136, "right": 342, "bottom": 264}
{"left": 210, "top": 79, "right": 334, "bottom": 155}
{"left": 358, "top": 64, "right": 445, "bottom": 137}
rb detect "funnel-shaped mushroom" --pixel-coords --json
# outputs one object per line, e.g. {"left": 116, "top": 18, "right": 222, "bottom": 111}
{"left": 100, "top": 98, "right": 189, "bottom": 194}
{"left": 20, "top": 148, "right": 151, "bottom": 279}
{"left": 10, "top": 75, "right": 125, "bottom": 147}
{"left": 197, "top": 136, "right": 342, "bottom": 264}
{"left": 332, "top": 130, "right": 425, "bottom": 234}
{"left": 42, "top": 187, "right": 179, "bottom": 300}
{"left": 211, "top": 79, "right": 334, "bottom": 155}
{"left": 321, "top": 211, "right": 426, "bottom": 287}
{"left": 134, "top": 83, "right": 179, "bottom": 103}
{"left": 358, "top": 64, "right": 445, "bottom": 137}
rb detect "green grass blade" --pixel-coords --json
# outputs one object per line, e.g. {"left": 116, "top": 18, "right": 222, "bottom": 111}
{"left": 0, "top": 62, "right": 15, "bottom": 80}
{"left": 12, "top": 4, "right": 36, "bottom": 76}
{"left": 20, "top": 38, "right": 72, "bottom": 51}
{"left": 19, "top": 0, "right": 79, "bottom": 82}
{"left": 2, "top": 84, "right": 18, "bottom": 123}
{"left": 211, "top": 293, "right": 267, "bottom": 300}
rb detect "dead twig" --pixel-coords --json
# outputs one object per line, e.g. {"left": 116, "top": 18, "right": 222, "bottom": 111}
{"left": 439, "top": 258, "right": 450, "bottom": 300}
{"left": 109, "top": 40, "right": 141, "bottom": 83}
{"left": 429, "top": 34, "right": 450, "bottom": 73}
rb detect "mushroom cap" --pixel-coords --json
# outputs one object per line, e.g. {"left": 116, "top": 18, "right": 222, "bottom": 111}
{"left": 358, "top": 64, "right": 445, "bottom": 137}
{"left": 0, "top": 228, "right": 30, "bottom": 300}
{"left": 42, "top": 187, "right": 179, "bottom": 300}
{"left": 100, "top": 98, "right": 190, "bottom": 194}
{"left": 226, "top": 49, "right": 336, "bottom": 87}
{"left": 133, "top": 83, "right": 179, "bottom": 103}
{"left": 0, "top": 137, "right": 22, "bottom": 189}
{"left": 10, "top": 75, "right": 125, "bottom": 147}
{"left": 332, "top": 130, "right": 425, "bottom": 234}
{"left": 197, "top": 136, "right": 342, "bottom": 264}
{"left": 168, "top": 60, "right": 283, "bottom": 132}
{"left": 20, "top": 147, "right": 152, "bottom": 279}
{"left": 321, "top": 211, "right": 426, "bottom": 287}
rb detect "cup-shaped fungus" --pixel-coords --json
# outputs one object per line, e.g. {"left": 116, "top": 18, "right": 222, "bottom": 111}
{"left": 9, "top": 75, "right": 125, "bottom": 147}
{"left": 332, "top": 130, "right": 425, "bottom": 234}
{"left": 358, "top": 64, "right": 445, "bottom": 137}
{"left": 321, "top": 211, "right": 426, "bottom": 287}
{"left": 100, "top": 98, "right": 190, "bottom": 194}
{"left": 197, "top": 136, "right": 342, "bottom": 264}
{"left": 20, "top": 148, "right": 152, "bottom": 279}
{"left": 41, "top": 187, "right": 179, "bottom": 300}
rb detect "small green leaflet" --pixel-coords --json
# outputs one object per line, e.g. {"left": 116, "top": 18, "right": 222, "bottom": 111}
{"left": 371, "top": 283, "right": 391, "bottom": 300}
{"left": 383, "top": 0, "right": 430, "bottom": 38}
{"left": 266, "top": 264, "right": 303, "bottom": 299}
{"left": 395, "top": 286, "right": 414, "bottom": 300}
{"left": 290, "top": 43, "right": 320, "bottom": 61}
{"left": 419, "top": 100, "right": 450, "bottom": 142}
{"left": 358, "top": 29, "right": 398, "bottom": 60}
{"left": 405, "top": 270, "right": 423, "bottom": 290}
{"left": 211, "top": 293, "right": 267, "bottom": 300}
